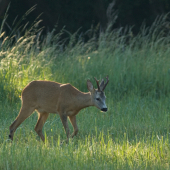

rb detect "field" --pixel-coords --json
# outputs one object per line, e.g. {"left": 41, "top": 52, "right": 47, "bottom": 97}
{"left": 1, "top": 13, "right": 170, "bottom": 169}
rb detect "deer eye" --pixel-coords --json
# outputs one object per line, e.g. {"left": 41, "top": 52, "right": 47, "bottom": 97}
{"left": 96, "top": 98, "right": 100, "bottom": 101}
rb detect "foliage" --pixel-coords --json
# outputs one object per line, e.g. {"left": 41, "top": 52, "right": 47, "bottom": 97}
{"left": 0, "top": 12, "right": 170, "bottom": 169}
{"left": 1, "top": 0, "right": 170, "bottom": 34}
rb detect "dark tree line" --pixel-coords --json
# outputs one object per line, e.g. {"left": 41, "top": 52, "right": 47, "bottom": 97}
{"left": 0, "top": 0, "right": 170, "bottom": 34}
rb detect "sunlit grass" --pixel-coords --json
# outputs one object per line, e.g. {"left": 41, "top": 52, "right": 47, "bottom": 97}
{"left": 1, "top": 11, "right": 170, "bottom": 169}
{"left": 1, "top": 96, "right": 170, "bottom": 170}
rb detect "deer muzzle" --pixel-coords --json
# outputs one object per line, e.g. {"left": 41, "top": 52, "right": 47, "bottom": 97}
{"left": 101, "top": 108, "right": 107, "bottom": 112}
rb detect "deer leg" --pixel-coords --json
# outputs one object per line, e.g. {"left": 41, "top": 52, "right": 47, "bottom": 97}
{"left": 9, "top": 106, "right": 35, "bottom": 140}
{"left": 34, "top": 112, "right": 49, "bottom": 142}
{"left": 59, "top": 114, "right": 70, "bottom": 141}
{"left": 69, "top": 115, "right": 79, "bottom": 138}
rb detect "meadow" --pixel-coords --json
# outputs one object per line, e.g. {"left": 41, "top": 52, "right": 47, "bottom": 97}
{"left": 1, "top": 11, "right": 170, "bottom": 169}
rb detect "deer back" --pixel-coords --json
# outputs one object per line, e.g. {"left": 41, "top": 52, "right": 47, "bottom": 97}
{"left": 21, "top": 80, "right": 87, "bottom": 114}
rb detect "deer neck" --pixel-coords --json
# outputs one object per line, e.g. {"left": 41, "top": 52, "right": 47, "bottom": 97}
{"left": 76, "top": 92, "right": 93, "bottom": 111}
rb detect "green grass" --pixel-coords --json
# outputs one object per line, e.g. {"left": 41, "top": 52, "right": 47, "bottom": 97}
{"left": 1, "top": 13, "right": 170, "bottom": 169}
{"left": 1, "top": 97, "right": 170, "bottom": 169}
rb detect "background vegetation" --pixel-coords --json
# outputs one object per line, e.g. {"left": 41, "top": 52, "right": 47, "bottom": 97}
{"left": 0, "top": 5, "right": 170, "bottom": 170}
{"left": 0, "top": 0, "right": 170, "bottom": 34}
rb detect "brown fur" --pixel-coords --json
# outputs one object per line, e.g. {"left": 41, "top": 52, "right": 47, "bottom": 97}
{"left": 9, "top": 77, "right": 109, "bottom": 142}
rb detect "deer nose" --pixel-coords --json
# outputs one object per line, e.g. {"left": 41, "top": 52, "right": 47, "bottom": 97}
{"left": 101, "top": 108, "right": 107, "bottom": 112}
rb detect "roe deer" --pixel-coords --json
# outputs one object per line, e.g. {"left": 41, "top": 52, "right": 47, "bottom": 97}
{"left": 9, "top": 76, "right": 109, "bottom": 142}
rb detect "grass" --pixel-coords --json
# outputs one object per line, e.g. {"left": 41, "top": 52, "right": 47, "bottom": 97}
{"left": 1, "top": 11, "right": 170, "bottom": 169}
{"left": 1, "top": 97, "right": 170, "bottom": 169}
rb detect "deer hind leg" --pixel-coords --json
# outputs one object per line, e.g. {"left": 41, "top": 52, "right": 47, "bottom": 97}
{"left": 69, "top": 115, "right": 79, "bottom": 138}
{"left": 34, "top": 112, "right": 49, "bottom": 142}
{"left": 9, "top": 106, "right": 35, "bottom": 140}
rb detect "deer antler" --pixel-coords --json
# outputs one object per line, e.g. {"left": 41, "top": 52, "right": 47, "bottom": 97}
{"left": 102, "top": 75, "right": 109, "bottom": 91}
{"left": 94, "top": 77, "right": 101, "bottom": 91}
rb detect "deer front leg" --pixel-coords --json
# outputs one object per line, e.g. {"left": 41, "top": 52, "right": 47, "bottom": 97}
{"left": 59, "top": 114, "right": 70, "bottom": 141}
{"left": 69, "top": 115, "right": 78, "bottom": 138}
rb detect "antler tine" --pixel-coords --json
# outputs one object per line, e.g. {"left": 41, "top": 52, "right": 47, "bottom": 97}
{"left": 94, "top": 77, "right": 101, "bottom": 91}
{"left": 102, "top": 75, "right": 109, "bottom": 91}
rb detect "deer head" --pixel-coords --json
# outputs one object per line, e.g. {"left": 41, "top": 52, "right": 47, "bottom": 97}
{"left": 87, "top": 76, "right": 109, "bottom": 112}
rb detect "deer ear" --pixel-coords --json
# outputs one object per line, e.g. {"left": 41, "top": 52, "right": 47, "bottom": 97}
{"left": 87, "top": 80, "right": 94, "bottom": 92}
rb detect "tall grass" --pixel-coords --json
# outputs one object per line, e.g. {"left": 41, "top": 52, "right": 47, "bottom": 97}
{"left": 0, "top": 10, "right": 170, "bottom": 169}
{"left": 1, "top": 13, "right": 170, "bottom": 102}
